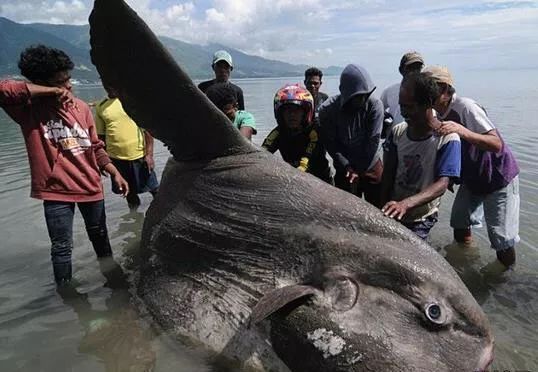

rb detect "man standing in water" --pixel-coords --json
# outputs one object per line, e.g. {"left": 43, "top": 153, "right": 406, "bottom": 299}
{"left": 198, "top": 50, "right": 245, "bottom": 110}
{"left": 426, "top": 66, "right": 520, "bottom": 268}
{"left": 0, "top": 45, "right": 129, "bottom": 284}
{"left": 381, "top": 72, "right": 461, "bottom": 240}
{"left": 95, "top": 85, "right": 160, "bottom": 210}
{"left": 380, "top": 51, "right": 424, "bottom": 136}
{"left": 319, "top": 64, "right": 384, "bottom": 207}
{"left": 304, "top": 67, "right": 329, "bottom": 125}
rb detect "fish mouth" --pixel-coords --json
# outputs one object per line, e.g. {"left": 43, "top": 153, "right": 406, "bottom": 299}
{"left": 476, "top": 342, "right": 494, "bottom": 372}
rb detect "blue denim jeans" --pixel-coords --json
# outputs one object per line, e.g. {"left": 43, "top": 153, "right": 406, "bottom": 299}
{"left": 44, "top": 200, "right": 112, "bottom": 282}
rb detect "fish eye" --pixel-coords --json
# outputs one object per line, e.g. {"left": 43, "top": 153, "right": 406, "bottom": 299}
{"left": 425, "top": 303, "right": 444, "bottom": 324}
{"left": 323, "top": 276, "right": 359, "bottom": 312}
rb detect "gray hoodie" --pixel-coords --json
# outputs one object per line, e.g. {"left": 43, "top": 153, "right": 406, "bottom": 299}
{"left": 319, "top": 64, "right": 383, "bottom": 173}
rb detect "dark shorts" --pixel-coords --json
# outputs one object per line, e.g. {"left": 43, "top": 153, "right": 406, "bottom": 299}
{"left": 402, "top": 212, "right": 439, "bottom": 240}
{"left": 111, "top": 158, "right": 159, "bottom": 195}
{"left": 334, "top": 161, "right": 383, "bottom": 208}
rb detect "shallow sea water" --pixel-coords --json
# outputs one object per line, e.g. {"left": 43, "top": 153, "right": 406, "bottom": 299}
{"left": 0, "top": 71, "right": 537, "bottom": 371}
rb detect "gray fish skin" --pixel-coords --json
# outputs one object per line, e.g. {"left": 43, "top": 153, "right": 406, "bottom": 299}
{"left": 89, "top": 1, "right": 494, "bottom": 371}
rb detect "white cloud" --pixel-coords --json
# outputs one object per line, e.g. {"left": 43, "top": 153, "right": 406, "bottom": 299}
{"left": 1, "top": 0, "right": 537, "bottom": 71}
{"left": 1, "top": 0, "right": 89, "bottom": 24}
{"left": 205, "top": 8, "right": 226, "bottom": 23}
{"left": 165, "top": 2, "right": 194, "bottom": 21}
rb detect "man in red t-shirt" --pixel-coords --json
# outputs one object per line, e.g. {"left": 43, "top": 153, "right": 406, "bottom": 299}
{"left": 0, "top": 45, "right": 129, "bottom": 284}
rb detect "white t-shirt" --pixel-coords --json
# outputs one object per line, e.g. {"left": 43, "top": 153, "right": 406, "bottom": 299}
{"left": 439, "top": 94, "right": 495, "bottom": 134}
{"left": 437, "top": 94, "right": 518, "bottom": 194}
{"left": 385, "top": 122, "right": 461, "bottom": 222}
{"left": 380, "top": 82, "right": 404, "bottom": 125}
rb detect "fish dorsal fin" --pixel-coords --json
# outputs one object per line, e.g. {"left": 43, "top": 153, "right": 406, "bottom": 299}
{"left": 89, "top": 0, "right": 257, "bottom": 160}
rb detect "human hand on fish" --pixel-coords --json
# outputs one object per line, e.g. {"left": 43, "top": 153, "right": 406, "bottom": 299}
{"left": 381, "top": 199, "right": 410, "bottom": 220}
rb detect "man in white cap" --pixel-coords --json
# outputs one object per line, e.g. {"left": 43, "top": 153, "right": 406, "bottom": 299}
{"left": 380, "top": 51, "right": 424, "bottom": 136}
{"left": 198, "top": 50, "right": 245, "bottom": 110}
{"left": 425, "top": 65, "right": 520, "bottom": 268}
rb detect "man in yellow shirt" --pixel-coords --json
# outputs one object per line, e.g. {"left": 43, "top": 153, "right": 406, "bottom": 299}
{"left": 95, "top": 86, "right": 159, "bottom": 209}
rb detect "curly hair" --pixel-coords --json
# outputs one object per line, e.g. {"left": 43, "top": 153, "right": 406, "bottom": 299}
{"left": 304, "top": 67, "right": 323, "bottom": 81}
{"left": 18, "top": 45, "right": 74, "bottom": 82}
{"left": 401, "top": 72, "right": 441, "bottom": 106}
{"left": 205, "top": 83, "right": 238, "bottom": 110}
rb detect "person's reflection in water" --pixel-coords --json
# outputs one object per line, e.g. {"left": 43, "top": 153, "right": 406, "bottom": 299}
{"left": 57, "top": 257, "right": 156, "bottom": 372}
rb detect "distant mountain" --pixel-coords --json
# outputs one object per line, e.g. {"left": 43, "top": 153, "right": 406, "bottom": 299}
{"left": 0, "top": 17, "right": 342, "bottom": 82}
{"left": 0, "top": 17, "right": 95, "bottom": 80}
{"left": 25, "top": 22, "right": 91, "bottom": 50}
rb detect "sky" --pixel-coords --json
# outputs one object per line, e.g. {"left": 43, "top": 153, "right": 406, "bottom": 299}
{"left": 1, "top": 0, "right": 537, "bottom": 75}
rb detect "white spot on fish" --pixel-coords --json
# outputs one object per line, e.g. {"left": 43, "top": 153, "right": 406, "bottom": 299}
{"left": 307, "top": 328, "right": 346, "bottom": 359}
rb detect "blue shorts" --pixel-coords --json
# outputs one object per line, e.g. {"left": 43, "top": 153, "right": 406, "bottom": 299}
{"left": 402, "top": 213, "right": 438, "bottom": 240}
{"left": 111, "top": 157, "right": 159, "bottom": 195}
{"left": 450, "top": 176, "right": 520, "bottom": 251}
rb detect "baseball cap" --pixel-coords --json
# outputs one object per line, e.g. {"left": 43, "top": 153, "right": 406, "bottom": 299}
{"left": 212, "top": 50, "right": 233, "bottom": 68}
{"left": 423, "top": 65, "right": 454, "bottom": 87}
{"left": 399, "top": 51, "right": 424, "bottom": 70}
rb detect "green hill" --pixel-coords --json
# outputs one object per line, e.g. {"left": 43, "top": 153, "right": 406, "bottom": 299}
{"left": 25, "top": 22, "right": 91, "bottom": 50}
{"left": 0, "top": 17, "right": 342, "bottom": 82}
{"left": 0, "top": 17, "right": 95, "bottom": 80}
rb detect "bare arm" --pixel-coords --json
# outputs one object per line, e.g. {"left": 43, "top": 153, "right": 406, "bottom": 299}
{"left": 457, "top": 127, "right": 502, "bottom": 153}
{"left": 102, "top": 162, "right": 129, "bottom": 196}
{"left": 144, "top": 131, "right": 154, "bottom": 157}
{"left": 26, "top": 83, "right": 76, "bottom": 108}
{"left": 403, "top": 177, "right": 448, "bottom": 210}
{"left": 26, "top": 83, "right": 63, "bottom": 97}
{"left": 382, "top": 177, "right": 449, "bottom": 220}
{"left": 428, "top": 109, "right": 502, "bottom": 153}
{"left": 144, "top": 130, "right": 155, "bottom": 171}
{"left": 240, "top": 126, "right": 254, "bottom": 141}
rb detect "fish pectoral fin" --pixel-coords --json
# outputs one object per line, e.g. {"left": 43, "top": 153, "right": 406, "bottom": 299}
{"left": 249, "top": 285, "right": 318, "bottom": 327}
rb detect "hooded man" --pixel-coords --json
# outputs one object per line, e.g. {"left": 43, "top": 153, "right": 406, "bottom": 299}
{"left": 319, "top": 64, "right": 384, "bottom": 207}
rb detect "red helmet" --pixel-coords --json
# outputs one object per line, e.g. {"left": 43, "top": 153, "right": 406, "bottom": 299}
{"left": 273, "top": 84, "right": 314, "bottom": 128}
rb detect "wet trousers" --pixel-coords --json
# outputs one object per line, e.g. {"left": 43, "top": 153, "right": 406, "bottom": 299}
{"left": 334, "top": 160, "right": 383, "bottom": 208}
{"left": 43, "top": 200, "right": 112, "bottom": 283}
